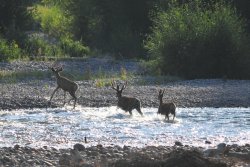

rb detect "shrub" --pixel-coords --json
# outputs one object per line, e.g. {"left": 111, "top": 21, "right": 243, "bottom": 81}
{"left": 25, "top": 35, "right": 63, "bottom": 59}
{"left": 60, "top": 36, "right": 90, "bottom": 57}
{"left": 32, "top": 5, "right": 73, "bottom": 37}
{"left": 0, "top": 37, "right": 23, "bottom": 61}
{"left": 145, "top": 0, "right": 250, "bottom": 79}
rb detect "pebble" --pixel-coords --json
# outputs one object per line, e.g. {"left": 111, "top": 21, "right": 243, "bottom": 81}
{"left": 74, "top": 143, "right": 85, "bottom": 151}
{"left": 175, "top": 141, "right": 183, "bottom": 147}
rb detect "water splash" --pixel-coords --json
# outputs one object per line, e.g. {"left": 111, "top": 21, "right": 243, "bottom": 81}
{"left": 0, "top": 107, "right": 249, "bottom": 149}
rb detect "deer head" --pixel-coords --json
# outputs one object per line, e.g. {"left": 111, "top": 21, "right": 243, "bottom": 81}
{"left": 111, "top": 80, "right": 127, "bottom": 98}
{"left": 50, "top": 62, "right": 63, "bottom": 74}
{"left": 158, "top": 89, "right": 165, "bottom": 101}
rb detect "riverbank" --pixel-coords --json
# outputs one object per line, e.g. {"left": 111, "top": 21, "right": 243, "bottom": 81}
{"left": 1, "top": 143, "right": 250, "bottom": 167}
{"left": 1, "top": 59, "right": 250, "bottom": 110}
{"left": 1, "top": 78, "right": 250, "bottom": 110}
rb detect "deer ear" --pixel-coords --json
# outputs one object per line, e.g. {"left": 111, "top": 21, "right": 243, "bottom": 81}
{"left": 58, "top": 67, "right": 63, "bottom": 71}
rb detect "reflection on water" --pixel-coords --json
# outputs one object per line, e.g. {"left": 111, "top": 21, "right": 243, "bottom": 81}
{"left": 0, "top": 107, "right": 249, "bottom": 148}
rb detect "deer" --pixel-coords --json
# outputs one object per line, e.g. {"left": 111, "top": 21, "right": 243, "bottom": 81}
{"left": 111, "top": 81, "right": 143, "bottom": 116}
{"left": 48, "top": 64, "right": 78, "bottom": 109}
{"left": 158, "top": 89, "right": 176, "bottom": 120}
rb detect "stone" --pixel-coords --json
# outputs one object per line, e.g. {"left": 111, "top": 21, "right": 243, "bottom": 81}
{"left": 70, "top": 149, "right": 85, "bottom": 166}
{"left": 205, "top": 140, "right": 211, "bottom": 144}
{"left": 59, "top": 153, "right": 71, "bottom": 166}
{"left": 73, "top": 143, "right": 85, "bottom": 151}
{"left": 174, "top": 141, "right": 183, "bottom": 147}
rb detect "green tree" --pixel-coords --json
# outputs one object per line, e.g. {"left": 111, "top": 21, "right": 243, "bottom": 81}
{"left": 145, "top": 0, "right": 250, "bottom": 79}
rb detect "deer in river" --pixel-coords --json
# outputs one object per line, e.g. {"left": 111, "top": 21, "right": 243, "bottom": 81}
{"left": 48, "top": 65, "right": 78, "bottom": 109}
{"left": 111, "top": 81, "right": 143, "bottom": 116}
{"left": 158, "top": 89, "right": 176, "bottom": 120}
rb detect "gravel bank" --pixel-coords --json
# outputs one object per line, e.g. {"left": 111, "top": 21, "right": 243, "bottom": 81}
{"left": 1, "top": 143, "right": 250, "bottom": 167}
{"left": 1, "top": 59, "right": 250, "bottom": 110}
{"left": 1, "top": 78, "right": 250, "bottom": 110}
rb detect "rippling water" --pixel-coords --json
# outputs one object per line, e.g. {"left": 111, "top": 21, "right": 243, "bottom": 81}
{"left": 0, "top": 107, "right": 249, "bottom": 149}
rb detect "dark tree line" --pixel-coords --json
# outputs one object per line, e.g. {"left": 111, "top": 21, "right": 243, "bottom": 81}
{"left": 1, "top": 0, "right": 250, "bottom": 78}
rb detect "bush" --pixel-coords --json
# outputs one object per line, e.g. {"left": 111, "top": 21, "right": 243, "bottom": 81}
{"left": 0, "top": 37, "right": 23, "bottom": 61}
{"left": 31, "top": 3, "right": 90, "bottom": 58}
{"left": 25, "top": 35, "right": 63, "bottom": 59}
{"left": 60, "top": 36, "right": 90, "bottom": 57}
{"left": 145, "top": 0, "right": 250, "bottom": 79}
{"left": 32, "top": 5, "right": 73, "bottom": 37}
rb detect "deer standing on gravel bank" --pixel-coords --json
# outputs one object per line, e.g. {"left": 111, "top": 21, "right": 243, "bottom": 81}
{"left": 158, "top": 89, "right": 176, "bottom": 120}
{"left": 111, "top": 81, "right": 143, "bottom": 116}
{"left": 49, "top": 65, "right": 78, "bottom": 109}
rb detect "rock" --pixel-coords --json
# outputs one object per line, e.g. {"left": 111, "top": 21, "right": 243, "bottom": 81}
{"left": 97, "top": 144, "right": 103, "bottom": 149}
{"left": 70, "top": 149, "right": 85, "bottom": 166}
{"left": 14, "top": 144, "right": 20, "bottom": 150}
{"left": 73, "top": 143, "right": 85, "bottom": 151}
{"left": 174, "top": 141, "right": 183, "bottom": 147}
{"left": 217, "top": 143, "right": 229, "bottom": 154}
{"left": 205, "top": 140, "right": 211, "bottom": 144}
{"left": 59, "top": 153, "right": 71, "bottom": 166}
{"left": 123, "top": 145, "right": 130, "bottom": 150}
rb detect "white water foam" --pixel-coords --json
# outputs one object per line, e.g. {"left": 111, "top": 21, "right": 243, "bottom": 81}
{"left": 0, "top": 106, "right": 249, "bottom": 149}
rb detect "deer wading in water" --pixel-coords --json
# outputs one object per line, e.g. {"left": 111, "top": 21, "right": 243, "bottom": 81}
{"left": 49, "top": 65, "right": 78, "bottom": 109}
{"left": 111, "top": 81, "right": 143, "bottom": 116}
{"left": 158, "top": 89, "right": 176, "bottom": 120}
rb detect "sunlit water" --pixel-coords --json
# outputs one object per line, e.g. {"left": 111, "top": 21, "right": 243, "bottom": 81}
{"left": 0, "top": 107, "right": 249, "bottom": 149}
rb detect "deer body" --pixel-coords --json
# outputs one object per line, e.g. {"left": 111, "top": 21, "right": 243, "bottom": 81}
{"left": 112, "top": 81, "right": 143, "bottom": 116}
{"left": 158, "top": 89, "right": 176, "bottom": 120}
{"left": 49, "top": 67, "right": 78, "bottom": 109}
{"left": 117, "top": 95, "right": 142, "bottom": 115}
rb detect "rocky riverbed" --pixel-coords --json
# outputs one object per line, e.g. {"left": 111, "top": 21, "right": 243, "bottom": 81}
{"left": 0, "top": 143, "right": 249, "bottom": 167}
{"left": 0, "top": 59, "right": 250, "bottom": 166}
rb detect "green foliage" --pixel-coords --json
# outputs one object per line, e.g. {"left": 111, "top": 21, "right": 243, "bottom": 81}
{"left": 25, "top": 35, "right": 63, "bottom": 59}
{"left": 0, "top": 37, "right": 23, "bottom": 61}
{"left": 63, "top": 0, "right": 155, "bottom": 58}
{"left": 60, "top": 36, "right": 90, "bottom": 57}
{"left": 31, "top": 3, "right": 89, "bottom": 58}
{"left": 145, "top": 0, "right": 250, "bottom": 79}
{"left": 32, "top": 5, "right": 73, "bottom": 37}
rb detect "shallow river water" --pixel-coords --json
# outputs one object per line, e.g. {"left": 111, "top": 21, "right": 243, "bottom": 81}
{"left": 0, "top": 107, "right": 249, "bottom": 149}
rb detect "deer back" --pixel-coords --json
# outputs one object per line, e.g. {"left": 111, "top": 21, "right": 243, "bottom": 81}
{"left": 158, "top": 102, "right": 176, "bottom": 115}
{"left": 118, "top": 95, "right": 141, "bottom": 111}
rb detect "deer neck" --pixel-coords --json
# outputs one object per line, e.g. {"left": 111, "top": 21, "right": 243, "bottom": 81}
{"left": 159, "top": 98, "right": 163, "bottom": 106}
{"left": 55, "top": 72, "right": 62, "bottom": 80}
{"left": 117, "top": 95, "right": 122, "bottom": 99}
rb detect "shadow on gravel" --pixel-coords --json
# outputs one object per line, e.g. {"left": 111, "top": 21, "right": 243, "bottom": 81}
{"left": 0, "top": 97, "right": 57, "bottom": 110}
{"left": 112, "top": 150, "right": 227, "bottom": 167}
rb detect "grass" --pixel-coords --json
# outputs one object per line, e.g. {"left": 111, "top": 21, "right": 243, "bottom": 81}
{"left": 0, "top": 70, "right": 51, "bottom": 83}
{"left": 0, "top": 62, "right": 181, "bottom": 86}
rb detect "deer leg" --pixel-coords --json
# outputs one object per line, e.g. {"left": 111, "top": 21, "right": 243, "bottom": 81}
{"left": 136, "top": 108, "right": 143, "bottom": 116}
{"left": 69, "top": 91, "right": 77, "bottom": 109}
{"left": 128, "top": 110, "right": 132, "bottom": 115}
{"left": 63, "top": 91, "right": 66, "bottom": 106}
{"left": 49, "top": 86, "right": 59, "bottom": 103}
{"left": 165, "top": 114, "right": 169, "bottom": 120}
